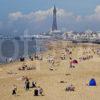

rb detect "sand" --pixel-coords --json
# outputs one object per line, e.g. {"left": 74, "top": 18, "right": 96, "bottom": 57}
{"left": 0, "top": 40, "right": 100, "bottom": 100}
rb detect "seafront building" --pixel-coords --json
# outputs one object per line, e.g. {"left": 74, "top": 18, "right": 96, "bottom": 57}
{"left": 63, "top": 30, "right": 99, "bottom": 42}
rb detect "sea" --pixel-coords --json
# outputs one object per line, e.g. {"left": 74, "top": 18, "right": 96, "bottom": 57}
{"left": 0, "top": 38, "right": 47, "bottom": 64}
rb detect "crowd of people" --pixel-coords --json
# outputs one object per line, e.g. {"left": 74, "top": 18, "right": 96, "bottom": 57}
{"left": 12, "top": 77, "right": 44, "bottom": 96}
{"left": 11, "top": 42, "right": 99, "bottom": 97}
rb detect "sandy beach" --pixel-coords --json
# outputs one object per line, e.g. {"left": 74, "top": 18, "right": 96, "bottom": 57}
{"left": 0, "top": 40, "right": 100, "bottom": 100}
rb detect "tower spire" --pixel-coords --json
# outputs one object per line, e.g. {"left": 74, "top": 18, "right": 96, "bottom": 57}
{"left": 52, "top": 5, "right": 57, "bottom": 31}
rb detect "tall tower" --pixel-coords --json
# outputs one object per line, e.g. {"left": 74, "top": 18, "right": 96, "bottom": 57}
{"left": 52, "top": 5, "right": 57, "bottom": 31}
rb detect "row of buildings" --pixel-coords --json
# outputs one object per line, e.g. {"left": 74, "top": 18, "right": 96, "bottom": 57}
{"left": 43, "top": 6, "right": 100, "bottom": 42}
{"left": 0, "top": 6, "right": 100, "bottom": 43}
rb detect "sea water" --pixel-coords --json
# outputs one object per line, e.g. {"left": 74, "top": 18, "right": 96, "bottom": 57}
{"left": 0, "top": 38, "right": 46, "bottom": 63}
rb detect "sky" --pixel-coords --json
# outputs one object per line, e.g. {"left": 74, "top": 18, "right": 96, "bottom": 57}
{"left": 0, "top": 0, "right": 100, "bottom": 35}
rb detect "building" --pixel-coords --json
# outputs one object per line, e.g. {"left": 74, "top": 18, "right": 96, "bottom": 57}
{"left": 52, "top": 5, "right": 57, "bottom": 31}
{"left": 46, "top": 5, "right": 63, "bottom": 39}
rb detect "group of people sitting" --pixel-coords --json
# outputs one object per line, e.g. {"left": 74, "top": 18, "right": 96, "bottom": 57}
{"left": 33, "top": 54, "right": 43, "bottom": 60}
{"left": 79, "top": 55, "right": 93, "bottom": 61}
{"left": 18, "top": 63, "right": 36, "bottom": 71}
{"left": 24, "top": 78, "right": 44, "bottom": 96}
{"left": 29, "top": 54, "right": 43, "bottom": 61}
{"left": 65, "top": 84, "right": 75, "bottom": 91}
{"left": 19, "top": 54, "right": 43, "bottom": 62}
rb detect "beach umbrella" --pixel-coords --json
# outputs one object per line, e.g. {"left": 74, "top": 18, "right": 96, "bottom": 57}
{"left": 72, "top": 59, "right": 78, "bottom": 64}
{"left": 89, "top": 78, "right": 96, "bottom": 86}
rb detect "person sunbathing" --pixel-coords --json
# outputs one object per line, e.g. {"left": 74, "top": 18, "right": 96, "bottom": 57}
{"left": 65, "top": 84, "right": 75, "bottom": 91}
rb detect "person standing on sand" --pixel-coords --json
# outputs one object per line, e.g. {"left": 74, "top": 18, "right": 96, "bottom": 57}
{"left": 12, "top": 85, "right": 17, "bottom": 95}
{"left": 25, "top": 78, "right": 30, "bottom": 90}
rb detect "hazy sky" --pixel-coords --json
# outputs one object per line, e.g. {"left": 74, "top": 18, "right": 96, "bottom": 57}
{"left": 0, "top": 0, "right": 100, "bottom": 35}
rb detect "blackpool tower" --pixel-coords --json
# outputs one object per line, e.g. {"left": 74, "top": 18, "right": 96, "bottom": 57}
{"left": 52, "top": 5, "right": 57, "bottom": 31}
